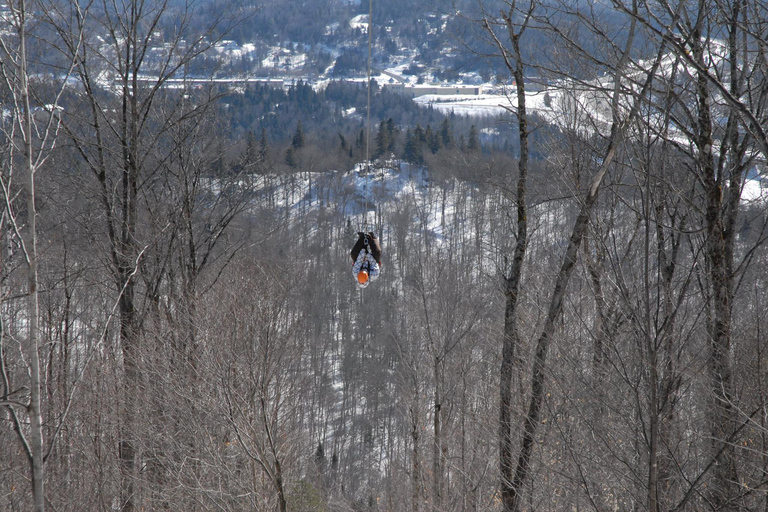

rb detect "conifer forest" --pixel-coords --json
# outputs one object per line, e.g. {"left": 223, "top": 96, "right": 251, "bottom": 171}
{"left": 2, "top": 0, "right": 768, "bottom": 511}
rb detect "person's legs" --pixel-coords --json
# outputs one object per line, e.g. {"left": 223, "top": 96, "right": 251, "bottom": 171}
{"left": 367, "top": 232, "right": 382, "bottom": 263}
{"left": 350, "top": 232, "right": 367, "bottom": 261}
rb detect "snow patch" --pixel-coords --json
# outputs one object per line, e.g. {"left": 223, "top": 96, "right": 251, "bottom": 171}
{"left": 349, "top": 14, "right": 370, "bottom": 33}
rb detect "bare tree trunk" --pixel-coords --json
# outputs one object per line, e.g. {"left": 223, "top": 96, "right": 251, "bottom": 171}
{"left": 503, "top": 3, "right": 666, "bottom": 508}
{"left": 264, "top": 394, "right": 288, "bottom": 512}
{"left": 584, "top": 237, "right": 608, "bottom": 378}
{"left": 117, "top": 53, "right": 141, "bottom": 512}
{"left": 0, "top": 4, "right": 86, "bottom": 509}
{"left": 481, "top": 6, "right": 532, "bottom": 509}
{"left": 690, "top": 28, "right": 740, "bottom": 509}
{"left": 509, "top": 174, "right": 606, "bottom": 511}
{"left": 644, "top": 201, "right": 660, "bottom": 512}
{"left": 0, "top": 2, "right": 50, "bottom": 509}
{"left": 411, "top": 400, "right": 421, "bottom": 512}
{"left": 433, "top": 363, "right": 443, "bottom": 508}
{"left": 19, "top": 4, "right": 46, "bottom": 507}
{"left": 119, "top": 288, "right": 138, "bottom": 512}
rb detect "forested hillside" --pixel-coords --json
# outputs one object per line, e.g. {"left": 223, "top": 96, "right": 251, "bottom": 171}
{"left": 2, "top": 1, "right": 768, "bottom": 512}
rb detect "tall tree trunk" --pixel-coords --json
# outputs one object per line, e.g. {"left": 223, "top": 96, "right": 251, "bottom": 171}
{"left": 691, "top": 30, "right": 740, "bottom": 509}
{"left": 19, "top": 3, "right": 46, "bottom": 509}
{"left": 119, "top": 280, "right": 138, "bottom": 512}
{"left": 411, "top": 403, "right": 421, "bottom": 512}
{"left": 508, "top": 178, "right": 606, "bottom": 511}
{"left": 492, "top": 9, "right": 530, "bottom": 510}
{"left": 118, "top": 63, "right": 140, "bottom": 512}
{"left": 433, "top": 362, "right": 443, "bottom": 508}
{"left": 503, "top": 4, "right": 656, "bottom": 508}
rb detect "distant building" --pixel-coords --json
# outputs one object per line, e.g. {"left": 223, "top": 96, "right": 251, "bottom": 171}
{"left": 128, "top": 76, "right": 285, "bottom": 91}
{"left": 383, "top": 83, "right": 481, "bottom": 97}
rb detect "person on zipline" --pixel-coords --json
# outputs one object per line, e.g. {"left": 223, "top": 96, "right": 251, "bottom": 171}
{"left": 350, "top": 231, "right": 382, "bottom": 288}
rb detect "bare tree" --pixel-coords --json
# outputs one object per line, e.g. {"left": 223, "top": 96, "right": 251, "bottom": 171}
{"left": 212, "top": 260, "right": 305, "bottom": 512}
{"left": 0, "top": 1, "right": 84, "bottom": 509}
{"left": 475, "top": 3, "right": 535, "bottom": 509}
{"left": 476, "top": 0, "right": 672, "bottom": 508}
{"left": 52, "top": 1, "right": 237, "bottom": 508}
{"left": 608, "top": 0, "right": 768, "bottom": 505}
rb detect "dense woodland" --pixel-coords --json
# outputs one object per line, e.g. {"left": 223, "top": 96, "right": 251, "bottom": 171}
{"left": 2, "top": 0, "right": 768, "bottom": 512}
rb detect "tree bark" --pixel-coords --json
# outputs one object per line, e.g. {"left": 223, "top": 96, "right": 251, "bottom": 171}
{"left": 19, "top": 3, "right": 46, "bottom": 509}
{"left": 508, "top": 176, "right": 607, "bottom": 511}
{"left": 433, "top": 363, "right": 443, "bottom": 508}
{"left": 486, "top": 7, "right": 531, "bottom": 510}
{"left": 411, "top": 403, "right": 421, "bottom": 512}
{"left": 695, "top": 53, "right": 740, "bottom": 512}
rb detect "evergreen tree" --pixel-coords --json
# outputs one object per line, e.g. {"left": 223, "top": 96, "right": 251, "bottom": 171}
{"left": 403, "top": 128, "right": 423, "bottom": 165}
{"left": 439, "top": 118, "right": 453, "bottom": 148}
{"left": 373, "top": 120, "right": 388, "bottom": 160}
{"left": 386, "top": 118, "right": 397, "bottom": 153}
{"left": 467, "top": 124, "right": 480, "bottom": 152}
{"left": 285, "top": 147, "right": 296, "bottom": 167}
{"left": 239, "top": 130, "right": 257, "bottom": 173}
{"left": 426, "top": 125, "right": 441, "bottom": 154}
{"left": 424, "top": 124, "right": 434, "bottom": 146}
{"left": 414, "top": 124, "right": 425, "bottom": 145}
{"left": 246, "top": 130, "right": 257, "bottom": 157}
{"left": 292, "top": 120, "right": 305, "bottom": 149}
{"left": 258, "top": 128, "right": 270, "bottom": 163}
{"left": 356, "top": 128, "right": 365, "bottom": 151}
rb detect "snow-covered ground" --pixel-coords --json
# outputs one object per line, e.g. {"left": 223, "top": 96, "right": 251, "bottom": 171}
{"left": 743, "top": 175, "right": 768, "bottom": 203}
{"left": 176, "top": 35, "right": 768, "bottom": 206}
{"left": 412, "top": 88, "right": 557, "bottom": 119}
{"left": 349, "top": 14, "right": 370, "bottom": 33}
{"left": 261, "top": 46, "right": 308, "bottom": 70}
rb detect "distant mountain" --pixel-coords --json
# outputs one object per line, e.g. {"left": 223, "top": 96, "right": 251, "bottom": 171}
{"left": 172, "top": 0, "right": 508, "bottom": 81}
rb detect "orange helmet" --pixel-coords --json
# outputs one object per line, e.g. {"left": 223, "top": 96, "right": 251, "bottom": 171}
{"left": 357, "top": 270, "right": 369, "bottom": 284}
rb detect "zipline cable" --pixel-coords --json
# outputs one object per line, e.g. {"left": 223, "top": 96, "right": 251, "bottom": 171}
{"left": 364, "top": 0, "right": 373, "bottom": 230}
{"left": 359, "top": 0, "right": 374, "bottom": 303}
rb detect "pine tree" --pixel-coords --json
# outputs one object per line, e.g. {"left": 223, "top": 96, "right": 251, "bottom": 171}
{"left": 240, "top": 130, "right": 257, "bottom": 172}
{"left": 467, "top": 124, "right": 480, "bottom": 152}
{"left": 259, "top": 128, "right": 269, "bottom": 162}
{"left": 403, "top": 128, "right": 423, "bottom": 165}
{"left": 425, "top": 125, "right": 434, "bottom": 146}
{"left": 386, "top": 118, "right": 397, "bottom": 152}
{"left": 426, "top": 125, "right": 441, "bottom": 154}
{"left": 439, "top": 118, "right": 453, "bottom": 148}
{"left": 285, "top": 147, "right": 296, "bottom": 167}
{"left": 402, "top": 128, "right": 412, "bottom": 162}
{"left": 356, "top": 128, "right": 365, "bottom": 150}
{"left": 373, "top": 120, "right": 388, "bottom": 160}
{"left": 292, "top": 120, "right": 305, "bottom": 149}
{"left": 414, "top": 124, "right": 425, "bottom": 145}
